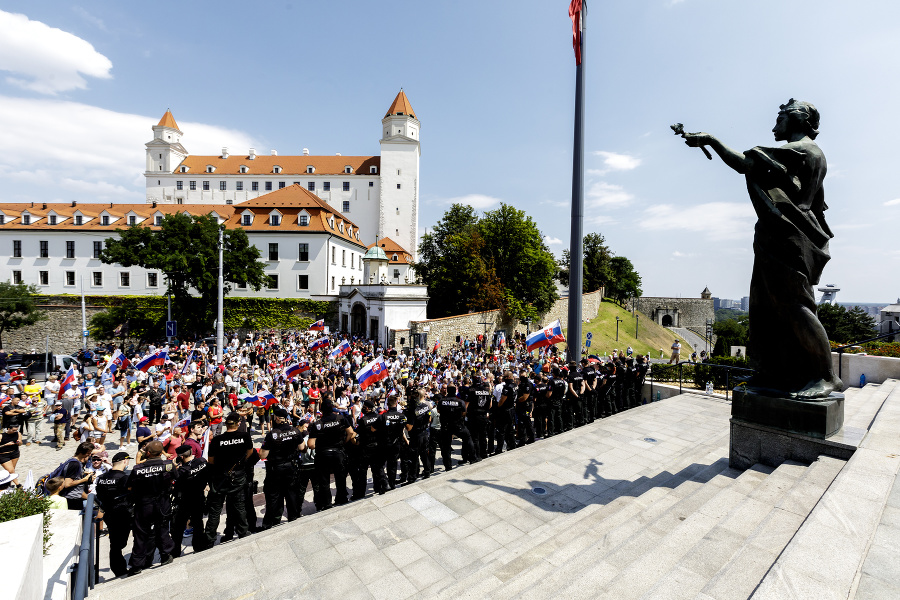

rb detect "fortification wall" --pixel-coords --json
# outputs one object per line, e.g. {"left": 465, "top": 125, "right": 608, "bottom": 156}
{"left": 635, "top": 296, "right": 714, "bottom": 329}
{"left": 2, "top": 297, "right": 106, "bottom": 353}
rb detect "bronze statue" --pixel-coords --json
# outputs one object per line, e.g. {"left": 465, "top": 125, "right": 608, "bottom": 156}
{"left": 678, "top": 100, "right": 842, "bottom": 399}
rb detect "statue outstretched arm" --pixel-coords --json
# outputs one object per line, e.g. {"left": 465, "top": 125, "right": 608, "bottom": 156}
{"left": 682, "top": 133, "right": 752, "bottom": 175}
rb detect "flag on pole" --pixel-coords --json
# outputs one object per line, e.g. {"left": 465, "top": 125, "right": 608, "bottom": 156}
{"left": 201, "top": 427, "right": 210, "bottom": 460}
{"left": 181, "top": 350, "right": 194, "bottom": 374}
{"left": 329, "top": 340, "right": 351, "bottom": 361}
{"left": 105, "top": 350, "right": 131, "bottom": 376}
{"left": 58, "top": 366, "right": 76, "bottom": 400}
{"left": 432, "top": 339, "right": 441, "bottom": 354}
{"left": 240, "top": 391, "right": 278, "bottom": 409}
{"left": 284, "top": 360, "right": 310, "bottom": 379}
{"left": 309, "top": 337, "right": 329, "bottom": 352}
{"left": 135, "top": 349, "right": 168, "bottom": 372}
{"left": 309, "top": 319, "right": 325, "bottom": 331}
{"left": 357, "top": 356, "right": 389, "bottom": 390}
{"left": 497, "top": 331, "right": 506, "bottom": 346}
{"left": 569, "top": 0, "right": 583, "bottom": 65}
{"left": 525, "top": 320, "right": 567, "bottom": 352}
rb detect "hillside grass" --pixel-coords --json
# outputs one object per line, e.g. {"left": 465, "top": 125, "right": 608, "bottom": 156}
{"left": 563, "top": 301, "right": 693, "bottom": 360}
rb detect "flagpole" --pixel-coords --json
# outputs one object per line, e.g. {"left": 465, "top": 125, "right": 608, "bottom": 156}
{"left": 567, "top": 1, "right": 586, "bottom": 364}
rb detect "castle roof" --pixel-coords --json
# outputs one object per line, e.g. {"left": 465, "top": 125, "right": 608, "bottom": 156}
{"left": 368, "top": 236, "right": 412, "bottom": 263}
{"left": 156, "top": 110, "right": 180, "bottom": 132}
{"left": 384, "top": 90, "right": 416, "bottom": 120}
{"left": 174, "top": 155, "right": 379, "bottom": 176}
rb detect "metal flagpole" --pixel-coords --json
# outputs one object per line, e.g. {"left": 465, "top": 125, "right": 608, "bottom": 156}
{"left": 567, "top": 1, "right": 586, "bottom": 363}
{"left": 217, "top": 226, "right": 225, "bottom": 364}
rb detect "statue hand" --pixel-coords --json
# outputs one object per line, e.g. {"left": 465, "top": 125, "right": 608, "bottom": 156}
{"left": 683, "top": 132, "right": 713, "bottom": 148}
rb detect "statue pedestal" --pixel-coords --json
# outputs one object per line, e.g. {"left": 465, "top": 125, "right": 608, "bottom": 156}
{"left": 729, "top": 388, "right": 848, "bottom": 470}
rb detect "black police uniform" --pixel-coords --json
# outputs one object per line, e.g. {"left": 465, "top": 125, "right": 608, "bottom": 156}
{"left": 549, "top": 376, "right": 567, "bottom": 435}
{"left": 493, "top": 381, "right": 517, "bottom": 454}
{"left": 533, "top": 380, "right": 551, "bottom": 438}
{"left": 127, "top": 457, "right": 178, "bottom": 570}
{"left": 402, "top": 401, "right": 431, "bottom": 483}
{"left": 200, "top": 429, "right": 253, "bottom": 549}
{"left": 466, "top": 383, "right": 493, "bottom": 459}
{"left": 515, "top": 379, "right": 536, "bottom": 444}
{"left": 261, "top": 422, "right": 303, "bottom": 527}
{"left": 374, "top": 407, "right": 407, "bottom": 492}
{"left": 350, "top": 411, "right": 381, "bottom": 499}
{"left": 582, "top": 364, "right": 598, "bottom": 422}
{"left": 171, "top": 456, "right": 210, "bottom": 556}
{"left": 95, "top": 470, "right": 132, "bottom": 576}
{"left": 309, "top": 412, "right": 352, "bottom": 509}
{"left": 567, "top": 367, "right": 586, "bottom": 428}
{"left": 436, "top": 394, "right": 476, "bottom": 469}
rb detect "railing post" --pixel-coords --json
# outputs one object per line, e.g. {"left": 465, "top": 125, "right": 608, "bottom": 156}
{"left": 726, "top": 369, "right": 730, "bottom": 402}
{"left": 837, "top": 348, "right": 843, "bottom": 381}
{"left": 679, "top": 362, "right": 683, "bottom": 395}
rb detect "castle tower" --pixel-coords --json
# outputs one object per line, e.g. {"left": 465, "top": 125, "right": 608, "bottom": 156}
{"left": 379, "top": 90, "right": 420, "bottom": 260}
{"left": 145, "top": 110, "right": 188, "bottom": 202}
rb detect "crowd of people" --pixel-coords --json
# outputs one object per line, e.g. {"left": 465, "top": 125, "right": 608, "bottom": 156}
{"left": 0, "top": 327, "right": 650, "bottom": 578}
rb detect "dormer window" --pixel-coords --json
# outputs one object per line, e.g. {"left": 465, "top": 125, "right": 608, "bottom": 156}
{"left": 129, "top": 215, "right": 136, "bottom": 225}
{"left": 299, "top": 215, "right": 309, "bottom": 226}
{"left": 206, "top": 165, "right": 215, "bottom": 173}
{"left": 239, "top": 165, "right": 249, "bottom": 174}
{"left": 306, "top": 166, "right": 314, "bottom": 174}
{"left": 344, "top": 166, "right": 352, "bottom": 174}
{"left": 180, "top": 166, "right": 189, "bottom": 173}
{"left": 242, "top": 214, "right": 252, "bottom": 226}
{"left": 329, "top": 217, "right": 335, "bottom": 229}
{"left": 339, "top": 223, "right": 344, "bottom": 233}
{"left": 22, "top": 214, "right": 30, "bottom": 225}
{"left": 75, "top": 215, "right": 83, "bottom": 226}
{"left": 101, "top": 215, "right": 110, "bottom": 226}
{"left": 155, "top": 216, "right": 163, "bottom": 226}
{"left": 392, "top": 254, "right": 398, "bottom": 261}
{"left": 270, "top": 214, "right": 280, "bottom": 226}
{"left": 370, "top": 166, "right": 378, "bottom": 174}
{"left": 273, "top": 166, "right": 282, "bottom": 174}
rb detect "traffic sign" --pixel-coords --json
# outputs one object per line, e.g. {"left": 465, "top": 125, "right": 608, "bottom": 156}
{"left": 586, "top": 332, "right": 593, "bottom": 340}
{"left": 586, "top": 339, "right": 592, "bottom": 348}
{"left": 166, "top": 321, "right": 177, "bottom": 337}
{"left": 82, "top": 330, "right": 89, "bottom": 337}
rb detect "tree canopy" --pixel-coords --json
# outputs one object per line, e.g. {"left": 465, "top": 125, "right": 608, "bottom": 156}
{"left": 558, "top": 233, "right": 642, "bottom": 304}
{"left": 100, "top": 213, "right": 266, "bottom": 334}
{"left": 0, "top": 282, "right": 47, "bottom": 348}
{"left": 817, "top": 303, "right": 877, "bottom": 344}
{"left": 415, "top": 203, "right": 558, "bottom": 320}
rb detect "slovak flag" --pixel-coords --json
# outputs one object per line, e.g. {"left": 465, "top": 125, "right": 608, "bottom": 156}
{"left": 181, "top": 350, "right": 194, "bottom": 374}
{"left": 329, "top": 340, "right": 351, "bottom": 361}
{"left": 174, "top": 417, "right": 191, "bottom": 430}
{"left": 309, "top": 337, "right": 329, "bottom": 352}
{"left": 284, "top": 360, "right": 310, "bottom": 379}
{"left": 525, "top": 319, "right": 566, "bottom": 353}
{"left": 357, "top": 356, "right": 389, "bottom": 390}
{"left": 242, "top": 391, "right": 278, "bottom": 409}
{"left": 569, "top": 0, "right": 583, "bottom": 65}
{"left": 58, "top": 366, "right": 76, "bottom": 400}
{"left": 106, "top": 350, "right": 131, "bottom": 376}
{"left": 309, "top": 319, "right": 325, "bottom": 331}
{"left": 432, "top": 339, "right": 441, "bottom": 353}
{"left": 497, "top": 331, "right": 506, "bottom": 346}
{"left": 135, "top": 350, "right": 168, "bottom": 372}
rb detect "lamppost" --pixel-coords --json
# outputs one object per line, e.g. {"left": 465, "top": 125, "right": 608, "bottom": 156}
{"left": 615, "top": 316, "right": 622, "bottom": 342}
{"left": 635, "top": 314, "right": 639, "bottom": 339}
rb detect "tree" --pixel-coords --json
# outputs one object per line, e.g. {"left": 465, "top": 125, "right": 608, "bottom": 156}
{"left": 713, "top": 316, "right": 749, "bottom": 356}
{"left": 817, "top": 303, "right": 877, "bottom": 344}
{"left": 100, "top": 214, "right": 266, "bottom": 334}
{"left": 606, "top": 256, "right": 643, "bottom": 305}
{"left": 0, "top": 282, "right": 47, "bottom": 348}
{"left": 558, "top": 232, "right": 613, "bottom": 293}
{"left": 88, "top": 298, "right": 167, "bottom": 348}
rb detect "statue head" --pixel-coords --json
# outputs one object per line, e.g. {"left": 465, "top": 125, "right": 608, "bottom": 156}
{"left": 774, "top": 98, "right": 820, "bottom": 141}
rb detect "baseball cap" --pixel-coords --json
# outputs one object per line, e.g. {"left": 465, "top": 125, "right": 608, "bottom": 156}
{"left": 139, "top": 416, "right": 149, "bottom": 422}
{"left": 111, "top": 452, "right": 131, "bottom": 463}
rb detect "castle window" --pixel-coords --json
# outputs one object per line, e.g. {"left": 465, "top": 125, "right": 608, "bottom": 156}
{"left": 66, "top": 241, "right": 75, "bottom": 258}
{"left": 240, "top": 166, "right": 248, "bottom": 174}
{"left": 189, "top": 181, "right": 197, "bottom": 191}
{"left": 264, "top": 181, "right": 272, "bottom": 191}
{"left": 268, "top": 243, "right": 279, "bottom": 260}
{"left": 180, "top": 166, "right": 188, "bottom": 173}
{"left": 307, "top": 182, "right": 315, "bottom": 191}
{"left": 93, "top": 241, "right": 102, "bottom": 258}
{"left": 242, "top": 214, "right": 251, "bottom": 226}
{"left": 148, "top": 273, "right": 158, "bottom": 287}
{"left": 252, "top": 182, "right": 259, "bottom": 191}
{"left": 306, "top": 166, "right": 314, "bottom": 174}
{"left": 397, "top": 183, "right": 401, "bottom": 189}
{"left": 39, "top": 241, "right": 48, "bottom": 258}
{"left": 342, "top": 181, "right": 350, "bottom": 192}
{"left": 298, "top": 275, "right": 309, "bottom": 290}
{"left": 274, "top": 166, "right": 282, "bottom": 174}
{"left": 206, "top": 166, "right": 214, "bottom": 173}
{"left": 129, "top": 216, "right": 136, "bottom": 225}
{"left": 298, "top": 243, "right": 309, "bottom": 261}
{"left": 176, "top": 181, "right": 183, "bottom": 190}
{"left": 219, "top": 181, "right": 227, "bottom": 191}
{"left": 49, "top": 215, "right": 57, "bottom": 225}
{"left": 278, "top": 182, "right": 285, "bottom": 189}
{"left": 66, "top": 271, "right": 75, "bottom": 286}
{"left": 22, "top": 214, "right": 30, "bottom": 225}
{"left": 342, "top": 249, "right": 346, "bottom": 266}
{"left": 369, "top": 182, "right": 374, "bottom": 187}
{"left": 102, "top": 215, "right": 109, "bottom": 226}
{"left": 202, "top": 181, "right": 210, "bottom": 191}
{"left": 236, "top": 182, "right": 243, "bottom": 191}
{"left": 343, "top": 201, "right": 350, "bottom": 212}
{"left": 323, "top": 182, "right": 331, "bottom": 191}
{"left": 392, "top": 254, "right": 398, "bottom": 261}
{"left": 12, "top": 271, "right": 21, "bottom": 284}
{"left": 397, "top": 169, "right": 401, "bottom": 175}
{"left": 120, "top": 272, "right": 130, "bottom": 287}
{"left": 0, "top": 215, "right": 4, "bottom": 225}
{"left": 299, "top": 215, "right": 309, "bottom": 226}
{"left": 155, "top": 216, "right": 163, "bottom": 226}
{"left": 39, "top": 271, "right": 48, "bottom": 285}
{"left": 370, "top": 166, "right": 377, "bottom": 174}
{"left": 93, "top": 272, "right": 102, "bottom": 286}
{"left": 269, "top": 214, "right": 280, "bottom": 226}
{"left": 267, "top": 274, "right": 279, "bottom": 290}
{"left": 75, "top": 215, "right": 83, "bottom": 226}
{"left": 345, "top": 166, "right": 352, "bottom": 174}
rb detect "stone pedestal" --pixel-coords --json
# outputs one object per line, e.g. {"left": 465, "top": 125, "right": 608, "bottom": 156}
{"left": 729, "top": 388, "right": 847, "bottom": 469}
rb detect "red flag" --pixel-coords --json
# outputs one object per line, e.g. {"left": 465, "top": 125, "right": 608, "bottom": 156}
{"left": 569, "top": 0, "right": 583, "bottom": 65}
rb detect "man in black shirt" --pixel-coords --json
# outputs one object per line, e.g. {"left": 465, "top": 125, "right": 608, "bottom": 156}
{"left": 350, "top": 400, "right": 380, "bottom": 500}
{"left": 581, "top": 359, "right": 598, "bottom": 423}
{"left": 549, "top": 368, "right": 568, "bottom": 436}
{"left": 516, "top": 371, "right": 536, "bottom": 445}
{"left": 259, "top": 406, "right": 303, "bottom": 527}
{"left": 466, "top": 377, "right": 493, "bottom": 459}
{"left": 198, "top": 412, "right": 253, "bottom": 550}
{"left": 533, "top": 374, "right": 552, "bottom": 439}
{"left": 170, "top": 445, "right": 210, "bottom": 557}
{"left": 373, "top": 396, "right": 407, "bottom": 493}
{"left": 146, "top": 381, "right": 164, "bottom": 425}
{"left": 95, "top": 451, "right": 132, "bottom": 577}
{"left": 60, "top": 442, "right": 95, "bottom": 510}
{"left": 308, "top": 399, "right": 355, "bottom": 509}
{"left": 566, "top": 362, "right": 586, "bottom": 429}
{"left": 436, "top": 385, "right": 476, "bottom": 470}
{"left": 127, "top": 441, "right": 178, "bottom": 575}
{"left": 494, "top": 371, "right": 518, "bottom": 454}
{"left": 402, "top": 390, "right": 432, "bottom": 484}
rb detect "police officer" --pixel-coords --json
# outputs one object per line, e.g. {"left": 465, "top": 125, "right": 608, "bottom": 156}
{"left": 516, "top": 371, "right": 536, "bottom": 445}
{"left": 437, "top": 385, "right": 476, "bottom": 470}
{"left": 466, "top": 376, "right": 493, "bottom": 459}
{"left": 533, "top": 374, "right": 551, "bottom": 438}
{"left": 259, "top": 405, "right": 303, "bottom": 527}
{"left": 308, "top": 399, "right": 356, "bottom": 509}
{"left": 549, "top": 368, "right": 567, "bottom": 435}
{"left": 350, "top": 400, "right": 380, "bottom": 500}
{"left": 95, "top": 451, "right": 132, "bottom": 577}
{"left": 373, "top": 395, "right": 406, "bottom": 493}
{"left": 294, "top": 417, "right": 319, "bottom": 510}
{"left": 494, "top": 371, "right": 517, "bottom": 454}
{"left": 199, "top": 412, "right": 253, "bottom": 551}
{"left": 126, "top": 441, "right": 177, "bottom": 576}
{"left": 402, "top": 390, "right": 432, "bottom": 484}
{"left": 566, "top": 361, "right": 585, "bottom": 428}
{"left": 170, "top": 444, "right": 210, "bottom": 557}
{"left": 581, "top": 358, "right": 598, "bottom": 423}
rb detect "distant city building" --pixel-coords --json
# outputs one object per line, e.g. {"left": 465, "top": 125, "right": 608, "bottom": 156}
{"left": 741, "top": 296, "right": 750, "bottom": 311}
{"left": 817, "top": 284, "right": 840, "bottom": 304}
{"left": 880, "top": 299, "right": 900, "bottom": 335}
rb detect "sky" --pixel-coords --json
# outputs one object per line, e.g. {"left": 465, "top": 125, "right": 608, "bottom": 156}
{"left": 0, "top": 0, "right": 898, "bottom": 303}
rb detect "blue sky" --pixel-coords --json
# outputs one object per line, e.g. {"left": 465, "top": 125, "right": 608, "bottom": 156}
{"left": 1, "top": 1, "right": 898, "bottom": 303}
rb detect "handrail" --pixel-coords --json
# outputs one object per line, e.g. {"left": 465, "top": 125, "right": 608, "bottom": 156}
{"left": 649, "top": 360, "right": 755, "bottom": 401}
{"left": 833, "top": 328, "right": 898, "bottom": 380}
{"left": 72, "top": 493, "right": 97, "bottom": 600}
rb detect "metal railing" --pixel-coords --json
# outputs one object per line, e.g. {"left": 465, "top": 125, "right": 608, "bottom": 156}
{"left": 72, "top": 493, "right": 99, "bottom": 600}
{"left": 833, "top": 328, "right": 898, "bottom": 380}
{"left": 649, "top": 361, "right": 755, "bottom": 401}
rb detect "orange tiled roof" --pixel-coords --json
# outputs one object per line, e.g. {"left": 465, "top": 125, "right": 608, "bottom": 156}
{"left": 157, "top": 110, "right": 180, "bottom": 131}
{"left": 174, "top": 155, "right": 379, "bottom": 176}
{"left": 368, "top": 236, "right": 412, "bottom": 263}
{"left": 384, "top": 90, "right": 416, "bottom": 120}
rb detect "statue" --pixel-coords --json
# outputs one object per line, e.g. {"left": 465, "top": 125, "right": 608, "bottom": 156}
{"left": 678, "top": 100, "right": 842, "bottom": 400}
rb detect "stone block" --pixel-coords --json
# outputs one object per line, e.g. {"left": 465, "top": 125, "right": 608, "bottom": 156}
{"left": 732, "top": 388, "right": 844, "bottom": 439}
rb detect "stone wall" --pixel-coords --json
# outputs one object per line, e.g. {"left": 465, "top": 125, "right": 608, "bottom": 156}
{"left": 634, "top": 296, "right": 714, "bottom": 329}
{"left": 3, "top": 298, "right": 106, "bottom": 353}
{"left": 405, "top": 289, "right": 603, "bottom": 347}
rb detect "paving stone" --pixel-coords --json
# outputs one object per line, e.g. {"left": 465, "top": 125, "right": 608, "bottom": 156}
{"left": 854, "top": 572, "right": 900, "bottom": 600}
{"left": 399, "top": 554, "right": 450, "bottom": 591}
{"left": 382, "top": 538, "right": 428, "bottom": 569}
{"left": 364, "top": 569, "right": 417, "bottom": 600}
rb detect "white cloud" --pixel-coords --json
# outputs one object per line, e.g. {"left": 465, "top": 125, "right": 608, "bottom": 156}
{"left": 543, "top": 236, "right": 563, "bottom": 245}
{"left": 884, "top": 198, "right": 900, "bottom": 206}
{"left": 638, "top": 202, "right": 755, "bottom": 241}
{"left": 0, "top": 10, "right": 113, "bottom": 94}
{"left": 441, "top": 194, "right": 501, "bottom": 210}
{"left": 0, "top": 95, "right": 257, "bottom": 202}
{"left": 587, "top": 182, "right": 633, "bottom": 208}
{"left": 591, "top": 151, "right": 642, "bottom": 175}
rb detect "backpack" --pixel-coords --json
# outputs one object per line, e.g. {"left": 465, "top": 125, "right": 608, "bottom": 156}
{"left": 36, "top": 457, "right": 80, "bottom": 497}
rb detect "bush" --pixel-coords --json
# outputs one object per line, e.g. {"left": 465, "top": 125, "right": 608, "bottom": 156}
{"left": 0, "top": 488, "right": 53, "bottom": 554}
{"left": 692, "top": 356, "right": 751, "bottom": 389}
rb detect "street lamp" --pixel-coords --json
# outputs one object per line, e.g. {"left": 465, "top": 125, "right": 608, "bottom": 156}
{"left": 615, "top": 316, "right": 623, "bottom": 342}
{"left": 635, "top": 314, "right": 639, "bottom": 339}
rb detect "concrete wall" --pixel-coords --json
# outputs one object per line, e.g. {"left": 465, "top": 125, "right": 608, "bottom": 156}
{"left": 635, "top": 296, "right": 715, "bottom": 329}
{"left": 0, "top": 513, "right": 43, "bottom": 600}
{"left": 832, "top": 352, "right": 900, "bottom": 389}
{"left": 407, "top": 289, "right": 603, "bottom": 347}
